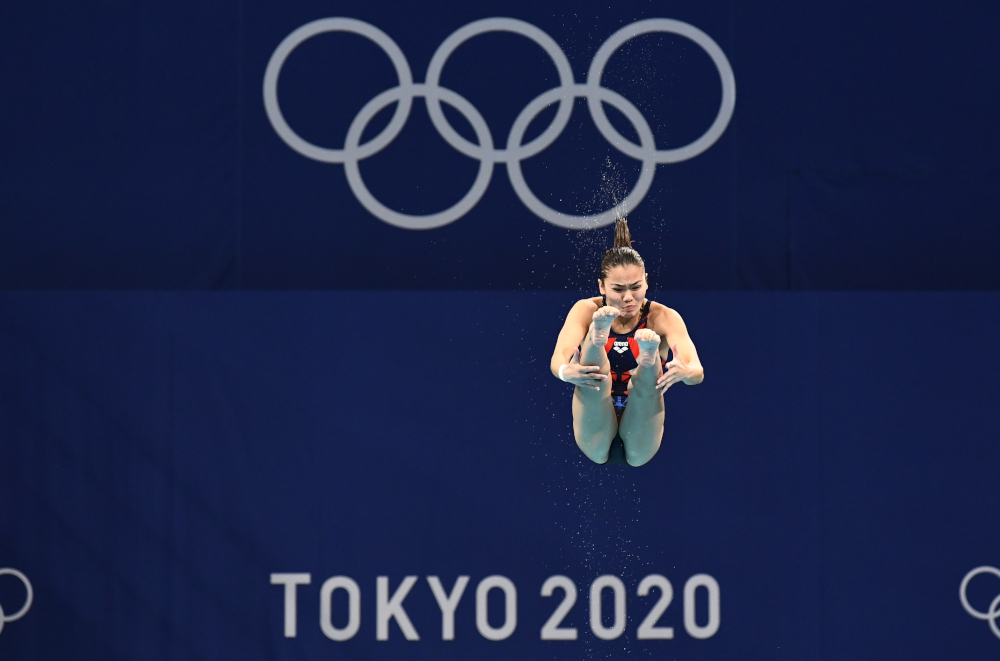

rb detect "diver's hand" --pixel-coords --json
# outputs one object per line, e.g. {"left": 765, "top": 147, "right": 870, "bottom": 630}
{"left": 560, "top": 349, "right": 607, "bottom": 391}
{"left": 657, "top": 344, "right": 693, "bottom": 394}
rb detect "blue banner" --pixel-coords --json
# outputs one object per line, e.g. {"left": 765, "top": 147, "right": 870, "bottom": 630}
{"left": 1, "top": 0, "right": 999, "bottom": 289}
{"left": 1, "top": 291, "right": 999, "bottom": 658}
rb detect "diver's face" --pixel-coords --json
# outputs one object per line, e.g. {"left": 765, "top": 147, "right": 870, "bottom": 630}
{"left": 599, "top": 265, "right": 648, "bottom": 319}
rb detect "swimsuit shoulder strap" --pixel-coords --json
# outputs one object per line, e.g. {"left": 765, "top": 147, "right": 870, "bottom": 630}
{"left": 633, "top": 301, "right": 653, "bottom": 331}
{"left": 611, "top": 301, "right": 653, "bottom": 338}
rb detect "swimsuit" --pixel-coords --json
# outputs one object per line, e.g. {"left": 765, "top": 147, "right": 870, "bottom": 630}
{"left": 606, "top": 300, "right": 654, "bottom": 421}
{"left": 598, "top": 300, "right": 667, "bottom": 465}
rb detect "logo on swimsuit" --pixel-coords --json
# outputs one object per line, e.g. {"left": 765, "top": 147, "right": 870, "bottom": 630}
{"left": 612, "top": 341, "right": 630, "bottom": 354}
{"left": 264, "top": 17, "right": 735, "bottom": 230}
{"left": 960, "top": 566, "right": 1000, "bottom": 641}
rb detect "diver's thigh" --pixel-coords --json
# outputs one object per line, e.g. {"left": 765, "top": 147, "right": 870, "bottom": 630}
{"left": 617, "top": 398, "right": 664, "bottom": 466}
{"left": 572, "top": 388, "right": 618, "bottom": 462}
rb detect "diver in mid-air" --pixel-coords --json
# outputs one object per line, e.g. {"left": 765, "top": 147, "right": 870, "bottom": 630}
{"left": 550, "top": 218, "right": 704, "bottom": 466}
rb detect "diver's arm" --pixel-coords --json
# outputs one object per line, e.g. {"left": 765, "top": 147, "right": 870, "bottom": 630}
{"left": 550, "top": 300, "right": 589, "bottom": 376}
{"left": 654, "top": 308, "right": 704, "bottom": 391}
{"left": 550, "top": 300, "right": 606, "bottom": 389}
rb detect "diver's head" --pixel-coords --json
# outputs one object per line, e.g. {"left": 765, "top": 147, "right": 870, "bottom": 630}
{"left": 598, "top": 217, "right": 647, "bottom": 319}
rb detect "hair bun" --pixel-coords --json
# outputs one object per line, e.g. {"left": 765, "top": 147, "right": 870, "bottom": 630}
{"left": 600, "top": 217, "right": 644, "bottom": 279}
{"left": 614, "top": 217, "right": 632, "bottom": 249}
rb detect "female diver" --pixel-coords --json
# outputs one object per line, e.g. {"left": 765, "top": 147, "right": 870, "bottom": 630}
{"left": 550, "top": 218, "right": 704, "bottom": 466}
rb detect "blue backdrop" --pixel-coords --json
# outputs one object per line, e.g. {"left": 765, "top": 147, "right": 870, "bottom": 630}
{"left": 1, "top": 0, "right": 999, "bottom": 289}
{"left": 1, "top": 292, "right": 999, "bottom": 658}
{"left": 3, "top": 0, "right": 1000, "bottom": 658}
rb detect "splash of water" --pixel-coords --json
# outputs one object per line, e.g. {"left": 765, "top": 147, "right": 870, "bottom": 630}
{"left": 531, "top": 25, "right": 679, "bottom": 659}
{"left": 563, "top": 156, "right": 635, "bottom": 286}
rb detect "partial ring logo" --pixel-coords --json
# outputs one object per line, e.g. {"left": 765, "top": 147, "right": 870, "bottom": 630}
{"left": 960, "top": 566, "right": 1000, "bottom": 640}
{"left": 0, "top": 568, "right": 33, "bottom": 636}
{"left": 263, "top": 17, "right": 736, "bottom": 230}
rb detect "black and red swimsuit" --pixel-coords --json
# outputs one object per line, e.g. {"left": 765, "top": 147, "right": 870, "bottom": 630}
{"left": 603, "top": 301, "right": 667, "bottom": 420}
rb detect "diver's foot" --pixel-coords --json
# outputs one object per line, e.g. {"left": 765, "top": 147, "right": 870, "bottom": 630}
{"left": 635, "top": 328, "right": 661, "bottom": 366}
{"left": 591, "top": 306, "right": 620, "bottom": 346}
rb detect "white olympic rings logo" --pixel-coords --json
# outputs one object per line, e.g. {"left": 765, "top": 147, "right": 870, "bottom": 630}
{"left": 960, "top": 566, "right": 1000, "bottom": 640}
{"left": 0, "top": 568, "right": 33, "bottom": 636}
{"left": 263, "top": 17, "right": 736, "bottom": 230}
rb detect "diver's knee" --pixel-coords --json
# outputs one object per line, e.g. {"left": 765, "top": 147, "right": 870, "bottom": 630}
{"left": 624, "top": 440, "right": 660, "bottom": 466}
{"left": 626, "top": 450, "right": 655, "bottom": 467}
{"left": 576, "top": 440, "right": 611, "bottom": 464}
{"left": 585, "top": 449, "right": 610, "bottom": 464}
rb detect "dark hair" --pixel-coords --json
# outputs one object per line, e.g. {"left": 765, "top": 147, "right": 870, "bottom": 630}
{"left": 599, "top": 217, "right": 644, "bottom": 279}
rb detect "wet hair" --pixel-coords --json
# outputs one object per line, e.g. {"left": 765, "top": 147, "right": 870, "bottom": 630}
{"left": 599, "top": 217, "right": 644, "bottom": 280}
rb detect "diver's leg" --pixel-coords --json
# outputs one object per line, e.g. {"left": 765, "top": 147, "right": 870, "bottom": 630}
{"left": 617, "top": 329, "right": 665, "bottom": 466}
{"left": 572, "top": 308, "right": 620, "bottom": 463}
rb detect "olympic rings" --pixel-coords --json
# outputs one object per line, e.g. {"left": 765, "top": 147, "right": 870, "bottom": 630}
{"left": 344, "top": 84, "right": 495, "bottom": 230}
{"left": 0, "top": 568, "right": 34, "bottom": 636}
{"left": 424, "top": 18, "right": 576, "bottom": 163}
{"left": 960, "top": 566, "right": 1000, "bottom": 640}
{"left": 587, "top": 19, "right": 737, "bottom": 164}
{"left": 507, "top": 84, "right": 656, "bottom": 229}
{"left": 263, "top": 17, "right": 736, "bottom": 230}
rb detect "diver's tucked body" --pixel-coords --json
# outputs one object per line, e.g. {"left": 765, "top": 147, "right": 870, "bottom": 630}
{"left": 550, "top": 219, "right": 704, "bottom": 466}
